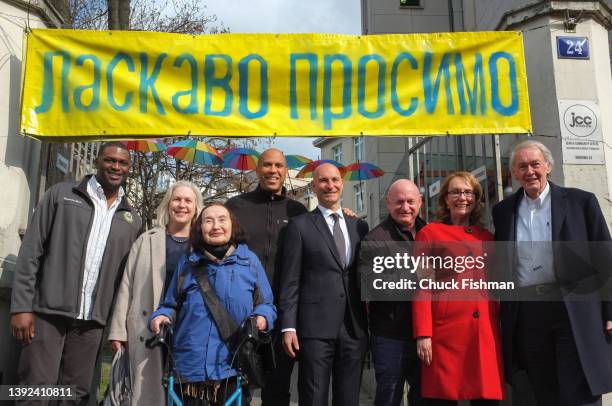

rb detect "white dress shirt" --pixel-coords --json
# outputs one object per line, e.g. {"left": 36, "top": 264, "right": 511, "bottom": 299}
{"left": 516, "top": 182, "right": 556, "bottom": 287}
{"left": 77, "top": 176, "right": 124, "bottom": 320}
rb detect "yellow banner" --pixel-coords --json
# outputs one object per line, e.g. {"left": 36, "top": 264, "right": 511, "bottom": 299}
{"left": 21, "top": 29, "right": 531, "bottom": 139}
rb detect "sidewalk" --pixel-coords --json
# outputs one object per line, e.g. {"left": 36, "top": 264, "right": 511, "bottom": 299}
{"left": 252, "top": 365, "right": 612, "bottom": 406}
{"left": 251, "top": 365, "right": 375, "bottom": 405}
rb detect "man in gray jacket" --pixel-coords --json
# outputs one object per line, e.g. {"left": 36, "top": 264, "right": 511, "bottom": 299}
{"left": 10, "top": 141, "right": 141, "bottom": 405}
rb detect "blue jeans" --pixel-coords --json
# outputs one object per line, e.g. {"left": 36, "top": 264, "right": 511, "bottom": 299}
{"left": 370, "top": 334, "right": 424, "bottom": 406}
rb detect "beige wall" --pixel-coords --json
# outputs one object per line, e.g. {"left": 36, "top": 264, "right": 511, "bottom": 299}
{"left": 0, "top": 0, "right": 62, "bottom": 385}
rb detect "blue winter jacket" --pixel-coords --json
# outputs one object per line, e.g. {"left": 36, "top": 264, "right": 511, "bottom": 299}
{"left": 150, "top": 244, "right": 276, "bottom": 382}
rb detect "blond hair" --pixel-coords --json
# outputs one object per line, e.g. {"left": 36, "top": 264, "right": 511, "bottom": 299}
{"left": 156, "top": 181, "right": 204, "bottom": 228}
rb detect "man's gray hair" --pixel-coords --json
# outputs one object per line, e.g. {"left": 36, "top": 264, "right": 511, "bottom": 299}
{"left": 510, "top": 139, "right": 555, "bottom": 170}
{"left": 157, "top": 180, "right": 204, "bottom": 228}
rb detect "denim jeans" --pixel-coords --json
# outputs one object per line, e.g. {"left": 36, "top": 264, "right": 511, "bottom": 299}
{"left": 370, "top": 334, "right": 424, "bottom": 406}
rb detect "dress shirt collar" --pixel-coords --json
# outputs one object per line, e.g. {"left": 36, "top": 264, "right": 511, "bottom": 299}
{"left": 89, "top": 175, "right": 125, "bottom": 203}
{"left": 318, "top": 204, "right": 344, "bottom": 220}
{"left": 523, "top": 181, "right": 550, "bottom": 208}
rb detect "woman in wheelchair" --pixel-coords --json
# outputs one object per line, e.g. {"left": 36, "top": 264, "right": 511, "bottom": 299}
{"left": 150, "top": 202, "right": 276, "bottom": 405}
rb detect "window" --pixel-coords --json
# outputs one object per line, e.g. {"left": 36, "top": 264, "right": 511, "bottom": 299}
{"left": 332, "top": 144, "right": 343, "bottom": 164}
{"left": 354, "top": 184, "right": 364, "bottom": 212}
{"left": 400, "top": 0, "right": 421, "bottom": 7}
{"left": 354, "top": 136, "right": 364, "bottom": 161}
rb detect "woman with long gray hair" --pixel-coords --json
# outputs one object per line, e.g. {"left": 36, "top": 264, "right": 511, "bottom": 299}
{"left": 108, "top": 180, "right": 204, "bottom": 405}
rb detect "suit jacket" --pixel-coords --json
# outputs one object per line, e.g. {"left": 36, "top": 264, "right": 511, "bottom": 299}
{"left": 492, "top": 181, "right": 612, "bottom": 395}
{"left": 279, "top": 208, "right": 369, "bottom": 339}
{"left": 108, "top": 227, "right": 167, "bottom": 406}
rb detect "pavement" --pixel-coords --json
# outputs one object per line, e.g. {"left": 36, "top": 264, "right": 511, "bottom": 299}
{"left": 251, "top": 364, "right": 375, "bottom": 406}
{"left": 251, "top": 365, "right": 612, "bottom": 406}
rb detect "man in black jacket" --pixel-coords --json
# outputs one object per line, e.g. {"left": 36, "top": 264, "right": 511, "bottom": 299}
{"left": 361, "top": 179, "right": 426, "bottom": 406}
{"left": 10, "top": 142, "right": 141, "bottom": 405}
{"left": 226, "top": 148, "right": 307, "bottom": 406}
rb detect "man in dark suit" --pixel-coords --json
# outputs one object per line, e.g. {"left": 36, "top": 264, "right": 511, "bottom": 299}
{"left": 279, "top": 163, "right": 369, "bottom": 406}
{"left": 492, "top": 139, "right": 612, "bottom": 406}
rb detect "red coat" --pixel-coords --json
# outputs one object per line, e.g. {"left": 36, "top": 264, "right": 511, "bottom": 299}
{"left": 412, "top": 223, "right": 504, "bottom": 400}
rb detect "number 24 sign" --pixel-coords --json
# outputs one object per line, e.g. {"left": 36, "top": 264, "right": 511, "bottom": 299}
{"left": 557, "top": 36, "right": 589, "bottom": 59}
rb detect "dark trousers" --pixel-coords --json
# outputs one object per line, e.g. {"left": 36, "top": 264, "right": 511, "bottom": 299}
{"left": 298, "top": 321, "right": 367, "bottom": 406}
{"left": 261, "top": 330, "right": 296, "bottom": 406}
{"left": 370, "top": 334, "right": 424, "bottom": 406}
{"left": 424, "top": 400, "right": 499, "bottom": 406}
{"left": 16, "top": 313, "right": 104, "bottom": 406}
{"left": 517, "top": 302, "right": 601, "bottom": 406}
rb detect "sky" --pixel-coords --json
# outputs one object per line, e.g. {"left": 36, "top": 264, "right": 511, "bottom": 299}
{"left": 203, "top": 0, "right": 362, "bottom": 159}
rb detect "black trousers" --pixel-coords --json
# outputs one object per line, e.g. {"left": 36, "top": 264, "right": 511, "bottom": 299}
{"left": 298, "top": 321, "right": 367, "bottom": 406}
{"left": 16, "top": 313, "right": 104, "bottom": 406}
{"left": 260, "top": 329, "right": 296, "bottom": 406}
{"left": 517, "top": 301, "right": 601, "bottom": 406}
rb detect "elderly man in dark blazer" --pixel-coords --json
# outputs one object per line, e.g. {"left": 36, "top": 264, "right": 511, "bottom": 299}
{"left": 279, "top": 163, "right": 369, "bottom": 406}
{"left": 492, "top": 139, "right": 612, "bottom": 406}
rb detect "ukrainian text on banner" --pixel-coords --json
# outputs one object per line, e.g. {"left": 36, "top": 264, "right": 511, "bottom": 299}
{"left": 21, "top": 29, "right": 532, "bottom": 139}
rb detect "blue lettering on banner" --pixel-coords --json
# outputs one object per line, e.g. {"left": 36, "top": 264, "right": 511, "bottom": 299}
{"left": 35, "top": 51, "right": 71, "bottom": 113}
{"left": 238, "top": 54, "right": 269, "bottom": 119}
{"left": 289, "top": 53, "right": 318, "bottom": 120}
{"left": 107, "top": 52, "right": 135, "bottom": 111}
{"left": 204, "top": 54, "right": 233, "bottom": 116}
{"left": 172, "top": 53, "right": 198, "bottom": 114}
{"left": 139, "top": 52, "right": 167, "bottom": 114}
{"left": 323, "top": 54, "right": 352, "bottom": 130}
{"left": 31, "top": 49, "right": 522, "bottom": 127}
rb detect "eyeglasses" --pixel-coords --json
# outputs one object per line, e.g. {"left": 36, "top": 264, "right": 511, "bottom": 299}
{"left": 516, "top": 161, "right": 544, "bottom": 173}
{"left": 447, "top": 189, "right": 474, "bottom": 198}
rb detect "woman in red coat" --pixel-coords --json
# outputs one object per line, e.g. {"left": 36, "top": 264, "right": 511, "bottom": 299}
{"left": 413, "top": 171, "right": 504, "bottom": 406}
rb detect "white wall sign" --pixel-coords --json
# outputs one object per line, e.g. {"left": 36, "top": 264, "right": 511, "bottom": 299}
{"left": 428, "top": 180, "right": 440, "bottom": 197}
{"left": 56, "top": 152, "right": 69, "bottom": 174}
{"left": 558, "top": 100, "right": 604, "bottom": 164}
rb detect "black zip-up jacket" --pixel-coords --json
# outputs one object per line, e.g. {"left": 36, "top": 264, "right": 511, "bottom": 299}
{"left": 362, "top": 215, "right": 426, "bottom": 340}
{"left": 226, "top": 186, "right": 307, "bottom": 297}
{"left": 10, "top": 175, "right": 141, "bottom": 325}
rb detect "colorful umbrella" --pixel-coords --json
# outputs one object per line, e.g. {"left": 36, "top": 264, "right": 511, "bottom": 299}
{"left": 221, "top": 147, "right": 260, "bottom": 192}
{"left": 222, "top": 148, "right": 260, "bottom": 170}
{"left": 166, "top": 139, "right": 222, "bottom": 165}
{"left": 295, "top": 159, "right": 344, "bottom": 179}
{"left": 120, "top": 139, "right": 167, "bottom": 152}
{"left": 342, "top": 162, "right": 385, "bottom": 181}
{"left": 285, "top": 154, "right": 312, "bottom": 169}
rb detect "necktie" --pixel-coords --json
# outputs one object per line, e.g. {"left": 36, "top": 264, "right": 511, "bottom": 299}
{"left": 331, "top": 213, "right": 347, "bottom": 268}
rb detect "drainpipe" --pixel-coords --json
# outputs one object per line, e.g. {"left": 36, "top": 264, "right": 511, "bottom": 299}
{"left": 448, "top": 0, "right": 455, "bottom": 31}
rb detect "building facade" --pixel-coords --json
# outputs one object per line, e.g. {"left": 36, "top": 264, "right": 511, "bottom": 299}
{"left": 316, "top": 0, "right": 612, "bottom": 233}
{"left": 0, "top": 0, "right": 103, "bottom": 385}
